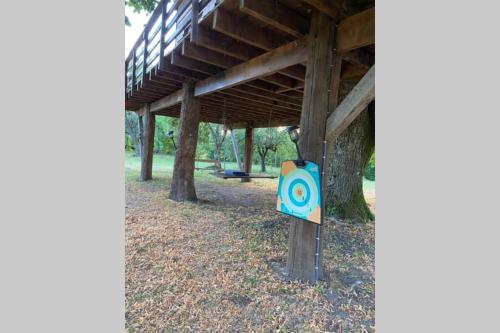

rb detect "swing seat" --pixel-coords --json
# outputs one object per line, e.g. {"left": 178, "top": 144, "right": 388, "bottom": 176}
{"left": 224, "top": 169, "right": 247, "bottom": 176}
{"left": 211, "top": 171, "right": 277, "bottom": 179}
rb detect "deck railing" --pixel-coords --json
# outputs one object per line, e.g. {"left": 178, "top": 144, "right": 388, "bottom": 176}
{"left": 125, "top": 0, "right": 207, "bottom": 95}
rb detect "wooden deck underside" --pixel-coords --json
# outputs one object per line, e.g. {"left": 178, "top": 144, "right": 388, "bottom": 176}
{"left": 125, "top": 0, "right": 374, "bottom": 128}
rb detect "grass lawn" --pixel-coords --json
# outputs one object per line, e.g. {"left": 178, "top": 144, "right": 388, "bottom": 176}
{"left": 125, "top": 152, "right": 375, "bottom": 196}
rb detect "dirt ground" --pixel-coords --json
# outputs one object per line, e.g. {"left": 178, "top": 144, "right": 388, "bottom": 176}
{"left": 126, "top": 174, "right": 375, "bottom": 332}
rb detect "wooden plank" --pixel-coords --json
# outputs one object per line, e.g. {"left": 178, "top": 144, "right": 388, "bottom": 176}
{"left": 159, "top": 0, "right": 168, "bottom": 68}
{"left": 336, "top": 7, "right": 375, "bottom": 53}
{"left": 190, "top": 0, "right": 200, "bottom": 42}
{"left": 287, "top": 9, "right": 335, "bottom": 283}
{"left": 239, "top": 0, "right": 308, "bottom": 38}
{"left": 194, "top": 37, "right": 308, "bottom": 96}
{"left": 325, "top": 65, "right": 375, "bottom": 141}
{"left": 150, "top": 89, "right": 184, "bottom": 112}
{"left": 213, "top": 7, "right": 290, "bottom": 51}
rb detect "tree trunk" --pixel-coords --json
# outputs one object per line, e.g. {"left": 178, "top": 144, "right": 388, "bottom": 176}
{"left": 326, "top": 82, "right": 375, "bottom": 223}
{"left": 169, "top": 81, "right": 200, "bottom": 202}
{"left": 140, "top": 106, "right": 155, "bottom": 181}
{"left": 214, "top": 146, "right": 222, "bottom": 169}
{"left": 257, "top": 148, "right": 267, "bottom": 173}
{"left": 287, "top": 10, "right": 334, "bottom": 283}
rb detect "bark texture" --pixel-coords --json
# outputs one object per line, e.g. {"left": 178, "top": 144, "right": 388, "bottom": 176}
{"left": 326, "top": 81, "right": 375, "bottom": 223}
{"left": 140, "top": 106, "right": 155, "bottom": 181}
{"left": 287, "top": 10, "right": 334, "bottom": 283}
{"left": 169, "top": 81, "right": 200, "bottom": 202}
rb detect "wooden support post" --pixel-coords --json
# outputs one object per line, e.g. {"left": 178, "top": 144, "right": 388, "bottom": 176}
{"left": 286, "top": 10, "right": 335, "bottom": 283}
{"left": 328, "top": 52, "right": 343, "bottom": 114}
{"left": 140, "top": 104, "right": 155, "bottom": 181}
{"left": 242, "top": 127, "right": 254, "bottom": 182}
{"left": 169, "top": 81, "right": 200, "bottom": 201}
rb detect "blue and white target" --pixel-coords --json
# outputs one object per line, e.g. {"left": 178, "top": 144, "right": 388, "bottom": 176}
{"left": 276, "top": 160, "right": 322, "bottom": 224}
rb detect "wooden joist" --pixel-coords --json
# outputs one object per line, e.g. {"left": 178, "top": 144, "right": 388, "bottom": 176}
{"left": 325, "top": 65, "right": 375, "bottom": 141}
{"left": 194, "top": 37, "right": 308, "bottom": 96}
{"left": 336, "top": 7, "right": 375, "bottom": 53}
{"left": 239, "top": 0, "right": 309, "bottom": 38}
{"left": 342, "top": 49, "right": 375, "bottom": 69}
{"left": 193, "top": 26, "right": 306, "bottom": 81}
{"left": 341, "top": 61, "right": 369, "bottom": 81}
{"left": 213, "top": 8, "right": 291, "bottom": 51}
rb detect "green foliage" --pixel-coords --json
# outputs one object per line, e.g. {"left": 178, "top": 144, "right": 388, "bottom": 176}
{"left": 125, "top": 0, "right": 171, "bottom": 28}
{"left": 154, "top": 116, "right": 178, "bottom": 154}
{"left": 364, "top": 152, "right": 375, "bottom": 181}
{"left": 126, "top": 0, "right": 160, "bottom": 14}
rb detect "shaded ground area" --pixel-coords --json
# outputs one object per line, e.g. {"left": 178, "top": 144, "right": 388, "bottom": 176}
{"left": 126, "top": 160, "right": 375, "bottom": 332}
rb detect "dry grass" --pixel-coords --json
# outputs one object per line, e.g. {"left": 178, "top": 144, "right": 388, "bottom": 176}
{"left": 126, "top": 173, "right": 374, "bottom": 332}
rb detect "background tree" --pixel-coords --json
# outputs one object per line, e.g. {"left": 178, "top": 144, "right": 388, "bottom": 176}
{"left": 326, "top": 81, "right": 375, "bottom": 224}
{"left": 253, "top": 128, "right": 283, "bottom": 172}
{"left": 125, "top": 0, "right": 161, "bottom": 26}
{"left": 125, "top": 111, "right": 142, "bottom": 157}
{"left": 207, "top": 124, "right": 227, "bottom": 168}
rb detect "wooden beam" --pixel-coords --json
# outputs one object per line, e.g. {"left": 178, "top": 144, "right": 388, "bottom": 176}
{"left": 194, "top": 38, "right": 308, "bottom": 96}
{"left": 302, "top": 0, "right": 341, "bottom": 20}
{"left": 182, "top": 40, "right": 296, "bottom": 89}
{"left": 325, "top": 65, "right": 375, "bottom": 141}
{"left": 239, "top": 0, "right": 309, "bottom": 38}
{"left": 150, "top": 89, "right": 183, "bottom": 112}
{"left": 336, "top": 7, "right": 375, "bottom": 53}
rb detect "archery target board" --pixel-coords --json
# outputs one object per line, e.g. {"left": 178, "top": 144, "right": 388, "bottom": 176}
{"left": 276, "top": 160, "right": 322, "bottom": 224}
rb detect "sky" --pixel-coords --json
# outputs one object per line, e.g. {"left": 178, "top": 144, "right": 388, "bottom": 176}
{"left": 125, "top": 6, "right": 150, "bottom": 58}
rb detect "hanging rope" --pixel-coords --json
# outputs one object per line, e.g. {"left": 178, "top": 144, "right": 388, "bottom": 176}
{"left": 265, "top": 106, "right": 273, "bottom": 147}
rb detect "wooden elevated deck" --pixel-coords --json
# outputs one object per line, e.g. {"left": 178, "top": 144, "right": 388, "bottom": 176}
{"left": 125, "top": 0, "right": 374, "bottom": 128}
